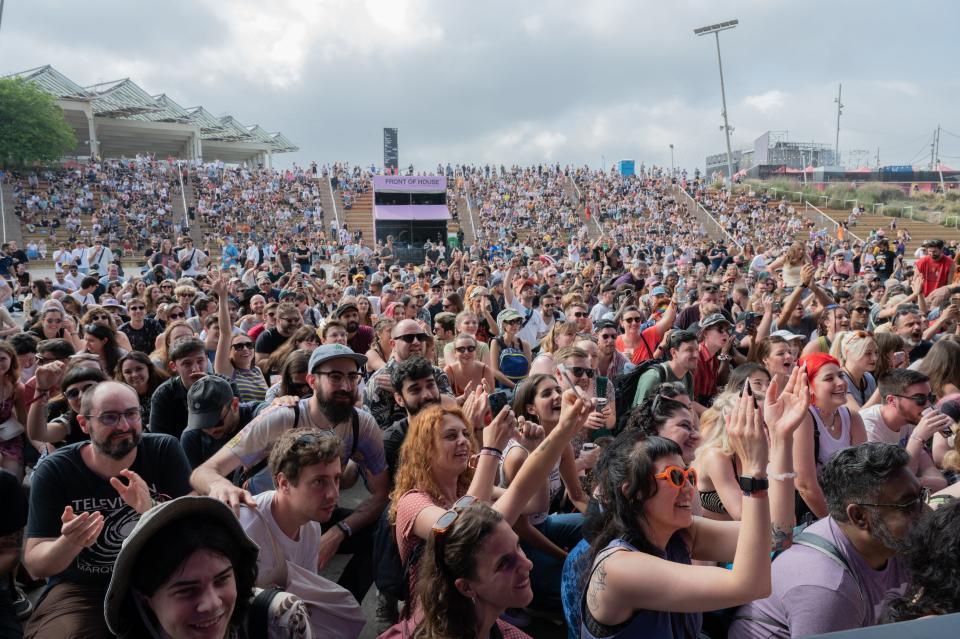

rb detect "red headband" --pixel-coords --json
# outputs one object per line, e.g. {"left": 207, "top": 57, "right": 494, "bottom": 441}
{"left": 799, "top": 352, "right": 840, "bottom": 387}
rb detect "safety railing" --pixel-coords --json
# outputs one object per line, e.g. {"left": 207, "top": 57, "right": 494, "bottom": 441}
{"left": 326, "top": 175, "right": 341, "bottom": 231}
{"left": 674, "top": 185, "right": 742, "bottom": 248}
{"left": 568, "top": 175, "right": 603, "bottom": 235}
{"left": 803, "top": 200, "right": 865, "bottom": 244}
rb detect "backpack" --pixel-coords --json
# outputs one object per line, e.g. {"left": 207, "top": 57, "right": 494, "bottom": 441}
{"left": 495, "top": 336, "right": 529, "bottom": 389}
{"left": 612, "top": 358, "right": 668, "bottom": 431}
{"left": 373, "top": 504, "right": 424, "bottom": 603}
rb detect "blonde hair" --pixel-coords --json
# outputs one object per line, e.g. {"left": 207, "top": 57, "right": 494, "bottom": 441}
{"left": 830, "top": 331, "right": 877, "bottom": 367}
{"left": 693, "top": 391, "right": 738, "bottom": 459}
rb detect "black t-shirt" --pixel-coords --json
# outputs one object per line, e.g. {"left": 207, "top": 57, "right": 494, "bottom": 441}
{"left": 382, "top": 417, "right": 409, "bottom": 480}
{"left": 255, "top": 327, "right": 290, "bottom": 355}
{"left": 119, "top": 318, "right": 165, "bottom": 354}
{"left": 25, "top": 433, "right": 192, "bottom": 587}
{"left": 180, "top": 404, "right": 257, "bottom": 469}
{"left": 149, "top": 376, "right": 189, "bottom": 439}
{"left": 0, "top": 469, "right": 26, "bottom": 536}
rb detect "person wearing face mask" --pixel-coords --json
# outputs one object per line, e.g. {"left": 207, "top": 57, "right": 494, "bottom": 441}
{"left": 794, "top": 353, "right": 868, "bottom": 522}
{"left": 730, "top": 443, "right": 921, "bottom": 639}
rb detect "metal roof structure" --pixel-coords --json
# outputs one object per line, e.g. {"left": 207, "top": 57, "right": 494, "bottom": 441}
{"left": 3, "top": 64, "right": 298, "bottom": 162}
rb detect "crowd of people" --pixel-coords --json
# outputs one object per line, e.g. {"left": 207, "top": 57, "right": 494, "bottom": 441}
{"left": 0, "top": 159, "right": 958, "bottom": 639}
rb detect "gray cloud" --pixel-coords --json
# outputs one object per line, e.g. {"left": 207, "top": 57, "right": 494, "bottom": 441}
{"left": 3, "top": 0, "right": 959, "bottom": 170}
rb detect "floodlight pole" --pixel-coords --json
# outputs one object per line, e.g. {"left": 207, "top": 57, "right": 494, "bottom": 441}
{"left": 695, "top": 20, "right": 738, "bottom": 185}
{"left": 670, "top": 144, "right": 675, "bottom": 177}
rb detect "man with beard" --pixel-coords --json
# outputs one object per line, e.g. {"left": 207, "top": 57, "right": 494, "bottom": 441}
{"left": 23, "top": 381, "right": 192, "bottom": 637}
{"left": 730, "top": 443, "right": 917, "bottom": 639}
{"left": 892, "top": 306, "right": 932, "bottom": 363}
{"left": 191, "top": 343, "right": 388, "bottom": 605}
{"left": 859, "top": 369, "right": 949, "bottom": 491}
{"left": 335, "top": 298, "right": 374, "bottom": 354}
{"left": 380, "top": 357, "right": 442, "bottom": 480}
{"left": 364, "top": 319, "right": 452, "bottom": 428}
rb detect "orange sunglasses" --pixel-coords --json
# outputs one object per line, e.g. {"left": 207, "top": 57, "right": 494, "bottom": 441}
{"left": 655, "top": 465, "right": 698, "bottom": 489}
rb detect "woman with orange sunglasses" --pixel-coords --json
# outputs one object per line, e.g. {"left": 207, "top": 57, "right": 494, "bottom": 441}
{"left": 580, "top": 367, "right": 808, "bottom": 639}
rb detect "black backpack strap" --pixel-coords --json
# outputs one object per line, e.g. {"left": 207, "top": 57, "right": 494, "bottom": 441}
{"left": 249, "top": 587, "right": 284, "bottom": 637}
{"left": 239, "top": 403, "right": 300, "bottom": 486}
{"left": 350, "top": 408, "right": 359, "bottom": 459}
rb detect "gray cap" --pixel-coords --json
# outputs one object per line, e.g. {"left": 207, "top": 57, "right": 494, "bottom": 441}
{"left": 769, "top": 329, "right": 806, "bottom": 342}
{"left": 308, "top": 343, "right": 367, "bottom": 373}
{"left": 186, "top": 376, "right": 235, "bottom": 431}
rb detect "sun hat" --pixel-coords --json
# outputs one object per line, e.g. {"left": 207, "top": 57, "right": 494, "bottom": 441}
{"left": 104, "top": 496, "right": 259, "bottom": 635}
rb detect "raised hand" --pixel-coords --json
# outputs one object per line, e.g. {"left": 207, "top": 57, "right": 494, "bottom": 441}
{"left": 558, "top": 388, "right": 594, "bottom": 432}
{"left": 727, "top": 385, "right": 769, "bottom": 475}
{"left": 483, "top": 406, "right": 518, "bottom": 451}
{"left": 35, "top": 360, "right": 66, "bottom": 393}
{"left": 60, "top": 505, "right": 104, "bottom": 549}
{"left": 762, "top": 363, "right": 810, "bottom": 444}
{"left": 109, "top": 469, "right": 153, "bottom": 514}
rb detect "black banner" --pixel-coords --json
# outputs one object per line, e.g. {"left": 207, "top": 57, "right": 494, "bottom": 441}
{"left": 384, "top": 128, "right": 398, "bottom": 172}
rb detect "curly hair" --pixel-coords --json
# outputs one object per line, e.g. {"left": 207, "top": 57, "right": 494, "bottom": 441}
{"left": 884, "top": 499, "right": 960, "bottom": 622}
{"left": 388, "top": 404, "right": 477, "bottom": 526}
{"left": 623, "top": 391, "right": 690, "bottom": 439}
{"left": 412, "top": 503, "right": 504, "bottom": 639}
{"left": 694, "top": 390, "right": 738, "bottom": 458}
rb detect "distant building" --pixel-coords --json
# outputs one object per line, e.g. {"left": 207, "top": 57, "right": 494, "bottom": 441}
{"left": 706, "top": 131, "right": 836, "bottom": 177}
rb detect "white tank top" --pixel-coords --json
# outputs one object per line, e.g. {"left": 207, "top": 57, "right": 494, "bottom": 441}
{"left": 809, "top": 406, "right": 852, "bottom": 471}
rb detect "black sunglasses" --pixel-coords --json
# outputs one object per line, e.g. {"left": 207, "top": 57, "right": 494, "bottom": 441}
{"left": 568, "top": 366, "right": 596, "bottom": 379}
{"left": 893, "top": 393, "right": 937, "bottom": 407}
{"left": 395, "top": 333, "right": 429, "bottom": 343}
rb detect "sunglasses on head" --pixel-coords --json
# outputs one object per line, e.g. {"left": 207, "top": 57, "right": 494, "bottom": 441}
{"left": 396, "top": 333, "right": 429, "bottom": 343}
{"left": 655, "top": 465, "right": 698, "bottom": 489}
{"left": 432, "top": 495, "right": 478, "bottom": 535}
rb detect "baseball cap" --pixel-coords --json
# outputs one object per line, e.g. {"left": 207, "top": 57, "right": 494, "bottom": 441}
{"left": 694, "top": 313, "right": 732, "bottom": 334}
{"left": 308, "top": 343, "right": 366, "bottom": 373}
{"left": 497, "top": 308, "right": 523, "bottom": 328}
{"left": 650, "top": 286, "right": 668, "bottom": 297}
{"left": 735, "top": 311, "right": 759, "bottom": 324}
{"left": 770, "top": 329, "right": 805, "bottom": 342}
{"left": 334, "top": 301, "right": 359, "bottom": 317}
{"left": 186, "top": 376, "right": 235, "bottom": 431}
{"left": 513, "top": 278, "right": 535, "bottom": 292}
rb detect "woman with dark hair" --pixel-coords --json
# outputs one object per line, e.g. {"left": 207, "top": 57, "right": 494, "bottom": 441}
{"left": 116, "top": 351, "right": 168, "bottom": 427}
{"left": 211, "top": 278, "right": 267, "bottom": 402}
{"left": 104, "top": 495, "right": 309, "bottom": 638}
{"left": 724, "top": 361, "right": 772, "bottom": 397}
{"left": 580, "top": 379, "right": 805, "bottom": 639}
{"left": 260, "top": 350, "right": 312, "bottom": 409}
{"left": 81, "top": 306, "right": 133, "bottom": 351}
{"left": 264, "top": 325, "right": 320, "bottom": 383}
{"left": 27, "top": 365, "right": 107, "bottom": 448}
{"left": 82, "top": 322, "right": 125, "bottom": 376}
{"left": 884, "top": 499, "right": 960, "bottom": 622}
{"left": 442, "top": 292, "right": 464, "bottom": 316}
{"left": 801, "top": 304, "right": 850, "bottom": 356}
{"left": 624, "top": 382, "right": 701, "bottom": 464}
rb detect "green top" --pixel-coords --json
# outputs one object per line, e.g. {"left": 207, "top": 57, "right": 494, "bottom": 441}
{"left": 632, "top": 362, "right": 694, "bottom": 408}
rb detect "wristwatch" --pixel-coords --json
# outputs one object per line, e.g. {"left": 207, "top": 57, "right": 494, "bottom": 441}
{"left": 738, "top": 475, "right": 769, "bottom": 495}
{"left": 336, "top": 521, "right": 352, "bottom": 538}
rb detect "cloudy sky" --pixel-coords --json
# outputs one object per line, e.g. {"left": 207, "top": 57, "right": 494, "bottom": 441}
{"left": 3, "top": 0, "right": 959, "bottom": 171}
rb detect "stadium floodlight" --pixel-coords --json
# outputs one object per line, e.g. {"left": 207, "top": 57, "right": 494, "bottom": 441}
{"left": 694, "top": 19, "right": 739, "bottom": 184}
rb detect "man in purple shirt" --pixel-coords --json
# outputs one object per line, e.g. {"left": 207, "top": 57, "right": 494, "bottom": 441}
{"left": 730, "top": 443, "right": 918, "bottom": 638}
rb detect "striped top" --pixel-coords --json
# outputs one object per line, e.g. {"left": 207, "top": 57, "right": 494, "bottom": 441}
{"left": 232, "top": 366, "right": 268, "bottom": 403}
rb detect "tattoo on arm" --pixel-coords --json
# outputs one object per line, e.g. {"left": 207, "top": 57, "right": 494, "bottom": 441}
{"left": 587, "top": 561, "right": 607, "bottom": 611}
{"left": 771, "top": 523, "right": 794, "bottom": 554}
